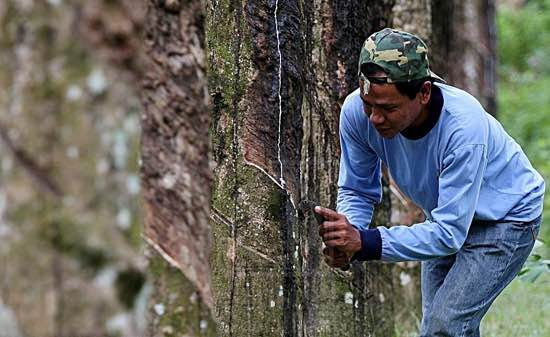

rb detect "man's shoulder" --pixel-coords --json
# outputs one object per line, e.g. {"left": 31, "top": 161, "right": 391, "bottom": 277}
{"left": 342, "top": 88, "right": 362, "bottom": 111}
{"left": 437, "top": 83, "right": 486, "bottom": 121}
{"left": 439, "top": 84, "right": 488, "bottom": 129}
{"left": 435, "top": 83, "right": 491, "bottom": 150}
{"left": 341, "top": 88, "right": 366, "bottom": 124}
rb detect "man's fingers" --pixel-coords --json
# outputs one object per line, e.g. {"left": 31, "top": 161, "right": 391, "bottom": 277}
{"left": 326, "top": 259, "right": 347, "bottom": 268}
{"left": 322, "top": 230, "right": 344, "bottom": 243}
{"left": 314, "top": 206, "right": 341, "bottom": 221}
{"left": 323, "top": 247, "right": 346, "bottom": 258}
{"left": 318, "top": 220, "right": 344, "bottom": 236}
{"left": 324, "top": 238, "right": 343, "bottom": 248}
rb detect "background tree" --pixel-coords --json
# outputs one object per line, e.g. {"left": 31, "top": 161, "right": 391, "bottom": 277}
{"left": 140, "top": 1, "right": 217, "bottom": 336}
{"left": 431, "top": 0, "right": 497, "bottom": 115}
{"left": 0, "top": 1, "right": 146, "bottom": 336}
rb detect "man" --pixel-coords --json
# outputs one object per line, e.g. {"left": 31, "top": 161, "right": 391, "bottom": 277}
{"left": 315, "top": 28, "right": 544, "bottom": 336}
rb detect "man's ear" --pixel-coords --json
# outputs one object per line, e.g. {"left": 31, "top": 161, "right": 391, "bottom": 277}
{"left": 419, "top": 81, "right": 432, "bottom": 104}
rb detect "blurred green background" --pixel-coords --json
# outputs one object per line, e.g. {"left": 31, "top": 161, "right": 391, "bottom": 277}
{"left": 482, "top": 0, "right": 550, "bottom": 335}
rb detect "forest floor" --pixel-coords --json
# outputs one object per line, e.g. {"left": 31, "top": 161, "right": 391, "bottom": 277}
{"left": 395, "top": 275, "right": 550, "bottom": 337}
{"left": 482, "top": 275, "right": 550, "bottom": 337}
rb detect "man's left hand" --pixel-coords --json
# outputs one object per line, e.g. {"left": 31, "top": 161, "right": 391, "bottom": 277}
{"left": 315, "top": 206, "right": 362, "bottom": 263}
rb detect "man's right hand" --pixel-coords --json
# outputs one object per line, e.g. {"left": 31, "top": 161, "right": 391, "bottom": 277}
{"left": 315, "top": 206, "right": 362, "bottom": 262}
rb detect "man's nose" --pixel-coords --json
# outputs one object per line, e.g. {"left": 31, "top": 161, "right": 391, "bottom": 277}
{"left": 369, "top": 109, "right": 385, "bottom": 125}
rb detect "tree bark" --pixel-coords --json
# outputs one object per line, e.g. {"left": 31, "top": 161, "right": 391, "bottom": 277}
{"left": 206, "top": 1, "right": 422, "bottom": 336}
{"left": 304, "top": 1, "right": 396, "bottom": 336}
{"left": 392, "top": 0, "right": 432, "bottom": 41}
{"left": 208, "top": 1, "right": 303, "bottom": 335}
{"left": 79, "top": 0, "right": 146, "bottom": 79}
{"left": 140, "top": 0, "right": 216, "bottom": 336}
{"left": 431, "top": 0, "right": 497, "bottom": 115}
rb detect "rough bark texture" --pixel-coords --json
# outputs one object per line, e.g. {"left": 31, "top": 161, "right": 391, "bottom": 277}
{"left": 146, "top": 248, "right": 217, "bottom": 337}
{"left": 431, "top": 0, "right": 497, "bottom": 115}
{"left": 140, "top": 0, "right": 216, "bottom": 335}
{"left": 208, "top": 1, "right": 303, "bottom": 335}
{"left": 304, "top": 1, "right": 397, "bottom": 336}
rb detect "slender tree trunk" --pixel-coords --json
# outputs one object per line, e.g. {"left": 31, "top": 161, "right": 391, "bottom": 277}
{"left": 431, "top": 0, "right": 497, "bottom": 115}
{"left": 140, "top": 0, "right": 216, "bottom": 336}
{"left": 208, "top": 1, "right": 303, "bottom": 335}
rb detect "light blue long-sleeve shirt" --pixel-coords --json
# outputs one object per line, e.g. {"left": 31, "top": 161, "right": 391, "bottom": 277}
{"left": 337, "top": 83, "right": 545, "bottom": 262}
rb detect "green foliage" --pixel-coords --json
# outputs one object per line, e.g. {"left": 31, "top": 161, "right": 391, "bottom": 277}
{"left": 498, "top": 0, "right": 550, "bottom": 283}
{"left": 518, "top": 239, "right": 550, "bottom": 283}
{"left": 498, "top": 0, "right": 550, "bottom": 75}
{"left": 482, "top": 276, "right": 550, "bottom": 336}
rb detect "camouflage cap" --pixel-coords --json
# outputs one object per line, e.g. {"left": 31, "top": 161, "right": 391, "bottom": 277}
{"left": 358, "top": 28, "right": 444, "bottom": 84}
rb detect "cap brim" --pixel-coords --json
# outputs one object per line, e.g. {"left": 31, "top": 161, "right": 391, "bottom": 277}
{"left": 429, "top": 70, "right": 446, "bottom": 83}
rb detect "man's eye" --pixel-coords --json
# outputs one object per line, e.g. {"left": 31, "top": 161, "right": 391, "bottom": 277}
{"left": 362, "top": 101, "right": 372, "bottom": 109}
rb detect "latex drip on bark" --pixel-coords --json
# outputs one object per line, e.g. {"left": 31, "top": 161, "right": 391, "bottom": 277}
{"left": 275, "top": 0, "right": 286, "bottom": 191}
{"left": 241, "top": 0, "right": 303, "bottom": 211}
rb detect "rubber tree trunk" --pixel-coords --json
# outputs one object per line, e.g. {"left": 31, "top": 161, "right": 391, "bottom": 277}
{"left": 431, "top": 0, "right": 497, "bottom": 115}
{"left": 206, "top": 1, "right": 421, "bottom": 336}
{"left": 140, "top": 1, "right": 217, "bottom": 336}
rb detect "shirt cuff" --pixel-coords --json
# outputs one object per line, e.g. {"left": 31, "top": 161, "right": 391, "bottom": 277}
{"left": 351, "top": 227, "right": 382, "bottom": 261}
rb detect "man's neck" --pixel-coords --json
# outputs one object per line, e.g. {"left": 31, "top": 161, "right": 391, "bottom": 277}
{"left": 401, "top": 85, "right": 443, "bottom": 140}
{"left": 412, "top": 104, "right": 431, "bottom": 128}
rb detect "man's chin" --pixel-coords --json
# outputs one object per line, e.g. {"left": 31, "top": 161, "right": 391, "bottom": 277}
{"left": 376, "top": 128, "right": 397, "bottom": 139}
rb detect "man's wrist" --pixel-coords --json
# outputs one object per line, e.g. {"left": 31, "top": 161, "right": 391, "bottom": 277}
{"left": 351, "top": 227, "right": 382, "bottom": 261}
{"left": 350, "top": 227, "right": 363, "bottom": 256}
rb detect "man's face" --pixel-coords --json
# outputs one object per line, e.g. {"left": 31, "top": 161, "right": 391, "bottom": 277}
{"left": 359, "top": 79, "right": 426, "bottom": 139}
